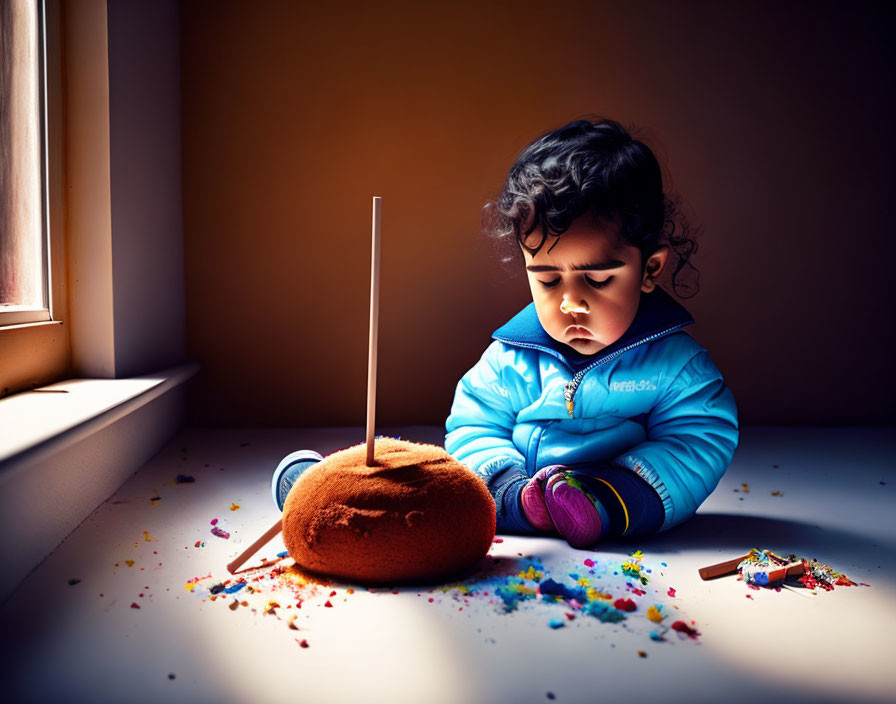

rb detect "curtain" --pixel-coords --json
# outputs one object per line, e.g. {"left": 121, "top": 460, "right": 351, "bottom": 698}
{"left": 0, "top": 0, "right": 43, "bottom": 308}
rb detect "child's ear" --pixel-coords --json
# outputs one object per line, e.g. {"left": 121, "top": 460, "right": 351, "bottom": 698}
{"left": 640, "top": 245, "right": 670, "bottom": 293}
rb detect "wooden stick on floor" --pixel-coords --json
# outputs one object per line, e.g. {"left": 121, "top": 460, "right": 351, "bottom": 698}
{"left": 366, "top": 196, "right": 382, "bottom": 467}
{"left": 226, "top": 519, "right": 282, "bottom": 574}
{"left": 698, "top": 552, "right": 753, "bottom": 580}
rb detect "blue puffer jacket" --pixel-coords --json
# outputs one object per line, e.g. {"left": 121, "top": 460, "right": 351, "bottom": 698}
{"left": 445, "top": 286, "right": 739, "bottom": 534}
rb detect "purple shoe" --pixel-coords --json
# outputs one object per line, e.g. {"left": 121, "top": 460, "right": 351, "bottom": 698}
{"left": 521, "top": 467, "right": 563, "bottom": 532}
{"left": 543, "top": 471, "right": 604, "bottom": 548}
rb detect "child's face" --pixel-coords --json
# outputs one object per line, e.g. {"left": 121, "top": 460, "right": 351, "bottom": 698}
{"left": 521, "top": 215, "right": 668, "bottom": 356}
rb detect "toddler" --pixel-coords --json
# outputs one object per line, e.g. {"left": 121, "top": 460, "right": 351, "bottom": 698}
{"left": 444, "top": 118, "right": 739, "bottom": 548}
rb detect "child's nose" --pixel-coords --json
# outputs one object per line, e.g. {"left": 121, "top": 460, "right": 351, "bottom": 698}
{"left": 560, "top": 294, "right": 588, "bottom": 315}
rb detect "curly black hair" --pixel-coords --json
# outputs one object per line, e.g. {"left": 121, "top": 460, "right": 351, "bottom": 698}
{"left": 482, "top": 117, "right": 701, "bottom": 298}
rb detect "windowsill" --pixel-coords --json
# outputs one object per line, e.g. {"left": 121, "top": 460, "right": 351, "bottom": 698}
{"left": 0, "top": 319, "right": 63, "bottom": 332}
{"left": 0, "top": 362, "right": 198, "bottom": 476}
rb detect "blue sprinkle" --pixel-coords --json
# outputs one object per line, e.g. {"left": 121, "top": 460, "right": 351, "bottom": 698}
{"left": 661, "top": 562, "right": 667, "bottom": 567}
{"left": 650, "top": 631, "right": 665, "bottom": 641}
{"left": 582, "top": 601, "right": 626, "bottom": 623}
{"left": 548, "top": 618, "right": 565, "bottom": 629}
{"left": 277, "top": 551, "right": 288, "bottom": 558}
{"left": 225, "top": 582, "right": 246, "bottom": 594}
{"left": 539, "top": 578, "right": 586, "bottom": 602}
{"left": 646, "top": 568, "right": 652, "bottom": 573}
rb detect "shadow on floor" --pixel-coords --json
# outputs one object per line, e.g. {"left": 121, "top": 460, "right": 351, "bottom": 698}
{"left": 601, "top": 512, "right": 893, "bottom": 565}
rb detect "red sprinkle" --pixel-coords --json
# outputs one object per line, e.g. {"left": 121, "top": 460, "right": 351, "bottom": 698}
{"left": 671, "top": 621, "right": 700, "bottom": 638}
{"left": 613, "top": 598, "right": 637, "bottom": 612}
{"left": 130, "top": 602, "right": 141, "bottom": 609}
{"left": 298, "top": 639, "right": 309, "bottom": 648}
{"left": 583, "top": 558, "right": 595, "bottom": 567}
{"left": 667, "top": 587, "right": 676, "bottom": 597}
{"left": 324, "top": 600, "right": 333, "bottom": 608}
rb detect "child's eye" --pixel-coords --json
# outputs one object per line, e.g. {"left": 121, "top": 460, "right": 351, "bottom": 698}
{"left": 585, "top": 275, "right": 612, "bottom": 289}
{"left": 539, "top": 278, "right": 561, "bottom": 289}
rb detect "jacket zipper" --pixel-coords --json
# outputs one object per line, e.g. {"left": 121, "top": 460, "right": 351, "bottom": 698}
{"left": 562, "top": 323, "right": 689, "bottom": 418}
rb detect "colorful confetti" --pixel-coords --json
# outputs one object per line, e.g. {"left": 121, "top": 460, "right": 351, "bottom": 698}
{"left": 736, "top": 548, "right": 864, "bottom": 591}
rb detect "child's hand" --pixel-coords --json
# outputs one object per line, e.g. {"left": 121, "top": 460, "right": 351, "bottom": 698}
{"left": 542, "top": 470, "right": 607, "bottom": 549}
{"left": 520, "top": 466, "right": 564, "bottom": 533}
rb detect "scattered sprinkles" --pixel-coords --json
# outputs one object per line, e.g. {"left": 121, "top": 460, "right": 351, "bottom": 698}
{"left": 736, "top": 548, "right": 866, "bottom": 591}
{"left": 182, "top": 548, "right": 702, "bottom": 654}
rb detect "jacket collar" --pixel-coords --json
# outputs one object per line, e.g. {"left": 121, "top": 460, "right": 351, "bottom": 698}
{"left": 492, "top": 286, "right": 695, "bottom": 372}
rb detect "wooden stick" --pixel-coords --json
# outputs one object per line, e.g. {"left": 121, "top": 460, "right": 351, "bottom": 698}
{"left": 366, "top": 196, "right": 382, "bottom": 466}
{"left": 765, "top": 561, "right": 806, "bottom": 583}
{"left": 698, "top": 553, "right": 753, "bottom": 580}
{"left": 226, "top": 518, "right": 282, "bottom": 574}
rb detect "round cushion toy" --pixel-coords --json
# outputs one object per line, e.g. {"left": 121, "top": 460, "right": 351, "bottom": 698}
{"left": 281, "top": 437, "right": 496, "bottom": 584}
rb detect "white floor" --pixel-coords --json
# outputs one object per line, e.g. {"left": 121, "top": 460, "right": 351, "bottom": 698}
{"left": 1, "top": 426, "right": 893, "bottom": 704}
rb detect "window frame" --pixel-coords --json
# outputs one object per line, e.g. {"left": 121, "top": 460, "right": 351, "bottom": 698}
{"left": 0, "top": 0, "right": 68, "bottom": 397}
{"left": 0, "top": 0, "right": 53, "bottom": 328}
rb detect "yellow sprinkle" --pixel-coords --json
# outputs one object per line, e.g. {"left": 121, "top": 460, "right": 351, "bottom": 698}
{"left": 184, "top": 582, "right": 196, "bottom": 591}
{"left": 125, "top": 560, "right": 134, "bottom": 567}
{"left": 647, "top": 605, "right": 665, "bottom": 623}
{"left": 577, "top": 577, "right": 590, "bottom": 587}
{"left": 516, "top": 566, "right": 544, "bottom": 581}
{"left": 230, "top": 503, "right": 240, "bottom": 511}
{"left": 143, "top": 531, "right": 151, "bottom": 541}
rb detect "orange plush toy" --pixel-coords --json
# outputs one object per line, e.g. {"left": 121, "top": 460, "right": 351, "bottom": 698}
{"left": 281, "top": 438, "right": 495, "bottom": 584}
{"left": 226, "top": 198, "right": 496, "bottom": 585}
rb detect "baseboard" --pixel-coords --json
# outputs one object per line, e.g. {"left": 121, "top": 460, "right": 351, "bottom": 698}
{"left": 0, "top": 364, "right": 198, "bottom": 603}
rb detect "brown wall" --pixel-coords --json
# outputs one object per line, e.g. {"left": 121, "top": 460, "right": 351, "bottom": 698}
{"left": 182, "top": 0, "right": 895, "bottom": 427}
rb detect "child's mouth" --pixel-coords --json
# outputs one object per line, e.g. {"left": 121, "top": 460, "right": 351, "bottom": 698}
{"left": 565, "top": 325, "right": 593, "bottom": 339}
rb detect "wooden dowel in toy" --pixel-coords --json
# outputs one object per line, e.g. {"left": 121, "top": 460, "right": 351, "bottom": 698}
{"left": 366, "top": 196, "right": 382, "bottom": 467}
{"left": 226, "top": 518, "right": 283, "bottom": 574}
{"left": 698, "top": 553, "right": 753, "bottom": 580}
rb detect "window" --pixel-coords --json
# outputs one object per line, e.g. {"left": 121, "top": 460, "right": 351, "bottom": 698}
{"left": 1, "top": 0, "right": 51, "bottom": 327}
{"left": 0, "top": 0, "right": 67, "bottom": 399}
